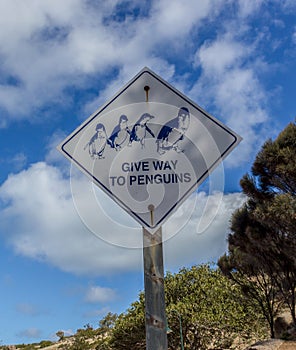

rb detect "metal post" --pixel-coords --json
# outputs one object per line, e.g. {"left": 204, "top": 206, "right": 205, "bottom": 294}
{"left": 143, "top": 226, "right": 168, "bottom": 350}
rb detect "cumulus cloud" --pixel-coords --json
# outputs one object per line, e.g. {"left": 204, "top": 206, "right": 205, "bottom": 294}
{"left": 0, "top": 162, "right": 142, "bottom": 275}
{"left": 194, "top": 39, "right": 248, "bottom": 73}
{"left": 149, "top": 0, "right": 216, "bottom": 40}
{"left": 85, "top": 286, "right": 117, "bottom": 303}
{"left": 9, "top": 152, "right": 28, "bottom": 170}
{"left": 0, "top": 0, "right": 285, "bottom": 168}
{"left": 293, "top": 26, "right": 296, "bottom": 44}
{"left": 0, "top": 161, "right": 244, "bottom": 276}
{"left": 237, "top": 0, "right": 265, "bottom": 17}
{"left": 282, "top": 0, "right": 296, "bottom": 10}
{"left": 0, "top": 0, "right": 284, "bottom": 275}
{"left": 45, "top": 130, "right": 69, "bottom": 167}
{"left": 0, "top": 0, "right": 224, "bottom": 123}
{"left": 17, "top": 327, "right": 42, "bottom": 339}
{"left": 191, "top": 28, "right": 269, "bottom": 166}
{"left": 0, "top": 0, "right": 119, "bottom": 119}
{"left": 16, "top": 303, "right": 46, "bottom": 316}
{"left": 164, "top": 191, "right": 245, "bottom": 269}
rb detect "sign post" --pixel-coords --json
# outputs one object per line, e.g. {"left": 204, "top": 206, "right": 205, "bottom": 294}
{"left": 143, "top": 226, "right": 167, "bottom": 350}
{"left": 57, "top": 67, "right": 242, "bottom": 350}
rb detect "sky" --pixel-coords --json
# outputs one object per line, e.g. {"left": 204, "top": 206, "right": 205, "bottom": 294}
{"left": 0, "top": 0, "right": 295, "bottom": 346}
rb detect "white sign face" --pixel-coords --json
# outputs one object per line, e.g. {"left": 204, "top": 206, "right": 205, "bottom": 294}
{"left": 58, "top": 67, "right": 242, "bottom": 229}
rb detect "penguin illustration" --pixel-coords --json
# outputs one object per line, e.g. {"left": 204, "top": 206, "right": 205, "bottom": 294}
{"left": 108, "top": 114, "right": 131, "bottom": 150}
{"left": 129, "top": 113, "right": 155, "bottom": 148}
{"left": 84, "top": 123, "right": 108, "bottom": 159}
{"left": 156, "top": 107, "right": 190, "bottom": 155}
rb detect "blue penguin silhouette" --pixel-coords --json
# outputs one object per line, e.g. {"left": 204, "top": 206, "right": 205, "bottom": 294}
{"left": 108, "top": 115, "right": 130, "bottom": 150}
{"left": 156, "top": 107, "right": 190, "bottom": 155}
{"left": 85, "top": 123, "right": 108, "bottom": 159}
{"left": 129, "top": 113, "right": 155, "bottom": 148}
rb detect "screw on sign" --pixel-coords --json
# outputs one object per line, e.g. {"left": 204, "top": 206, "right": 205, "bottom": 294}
{"left": 57, "top": 67, "right": 242, "bottom": 350}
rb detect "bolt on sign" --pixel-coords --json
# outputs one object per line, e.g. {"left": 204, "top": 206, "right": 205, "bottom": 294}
{"left": 58, "top": 67, "right": 242, "bottom": 229}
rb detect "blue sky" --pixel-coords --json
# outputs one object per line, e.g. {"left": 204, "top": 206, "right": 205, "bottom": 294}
{"left": 0, "top": 0, "right": 295, "bottom": 345}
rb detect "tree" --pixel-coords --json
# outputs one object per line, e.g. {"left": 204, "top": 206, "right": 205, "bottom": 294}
{"left": 56, "top": 330, "right": 65, "bottom": 341}
{"left": 219, "top": 121, "right": 296, "bottom": 336}
{"left": 218, "top": 205, "right": 284, "bottom": 338}
{"left": 95, "top": 312, "right": 118, "bottom": 350}
{"left": 64, "top": 324, "right": 96, "bottom": 350}
{"left": 241, "top": 122, "right": 296, "bottom": 326}
{"left": 98, "top": 312, "right": 118, "bottom": 332}
{"left": 109, "top": 293, "right": 145, "bottom": 350}
{"left": 165, "top": 265, "right": 266, "bottom": 349}
{"left": 110, "top": 265, "right": 267, "bottom": 350}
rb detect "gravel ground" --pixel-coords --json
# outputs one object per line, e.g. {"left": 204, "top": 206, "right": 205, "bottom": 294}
{"left": 247, "top": 339, "right": 296, "bottom": 350}
{"left": 278, "top": 341, "right": 296, "bottom": 349}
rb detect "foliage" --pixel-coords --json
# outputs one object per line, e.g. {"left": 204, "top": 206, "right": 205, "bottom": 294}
{"left": 58, "top": 318, "right": 119, "bottom": 350}
{"left": 76, "top": 324, "right": 96, "bottom": 339}
{"left": 110, "top": 264, "right": 267, "bottom": 350}
{"left": 97, "top": 312, "right": 118, "bottom": 338}
{"left": 56, "top": 331, "right": 65, "bottom": 341}
{"left": 218, "top": 206, "right": 284, "bottom": 338}
{"left": 62, "top": 324, "right": 96, "bottom": 350}
{"left": 219, "top": 121, "right": 296, "bottom": 337}
{"left": 65, "top": 336, "right": 91, "bottom": 350}
{"left": 165, "top": 265, "right": 267, "bottom": 349}
{"left": 39, "top": 340, "right": 54, "bottom": 348}
{"left": 109, "top": 293, "right": 145, "bottom": 350}
{"left": 94, "top": 313, "right": 118, "bottom": 350}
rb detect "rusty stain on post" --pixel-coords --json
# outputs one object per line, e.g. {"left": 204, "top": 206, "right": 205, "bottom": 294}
{"left": 146, "top": 314, "right": 165, "bottom": 328}
{"left": 148, "top": 204, "right": 154, "bottom": 227}
{"left": 144, "top": 85, "right": 150, "bottom": 102}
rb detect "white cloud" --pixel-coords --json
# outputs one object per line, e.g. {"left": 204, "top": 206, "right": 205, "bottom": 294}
{"left": 293, "top": 26, "right": 296, "bottom": 44}
{"left": 0, "top": 0, "right": 279, "bottom": 169}
{"left": 237, "top": 0, "right": 265, "bottom": 17}
{"left": 281, "top": 0, "right": 296, "bottom": 10}
{"left": 194, "top": 39, "right": 247, "bottom": 73}
{"left": 0, "top": 161, "right": 244, "bottom": 275}
{"left": 16, "top": 303, "right": 44, "bottom": 316}
{"left": 17, "top": 327, "right": 42, "bottom": 339}
{"left": 85, "top": 286, "right": 116, "bottom": 303}
{"left": 191, "top": 31, "right": 269, "bottom": 166}
{"left": 45, "top": 130, "right": 69, "bottom": 167}
{"left": 164, "top": 191, "right": 245, "bottom": 268}
{"left": 0, "top": 0, "right": 118, "bottom": 119}
{"left": 149, "top": 0, "right": 214, "bottom": 40}
{"left": 0, "top": 0, "right": 223, "bottom": 123}
{"left": 0, "top": 162, "right": 142, "bottom": 275}
{"left": 9, "top": 152, "right": 28, "bottom": 171}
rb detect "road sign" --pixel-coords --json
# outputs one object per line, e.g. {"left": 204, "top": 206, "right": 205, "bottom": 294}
{"left": 58, "top": 67, "right": 242, "bottom": 229}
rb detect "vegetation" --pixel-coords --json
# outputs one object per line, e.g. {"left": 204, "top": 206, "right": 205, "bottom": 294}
{"left": 110, "top": 265, "right": 267, "bottom": 350}
{"left": 165, "top": 265, "right": 266, "bottom": 349}
{"left": 218, "top": 121, "right": 296, "bottom": 338}
{"left": 56, "top": 331, "right": 65, "bottom": 341}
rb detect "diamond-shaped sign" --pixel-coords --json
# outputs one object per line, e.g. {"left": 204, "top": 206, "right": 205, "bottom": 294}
{"left": 58, "top": 67, "right": 241, "bottom": 229}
